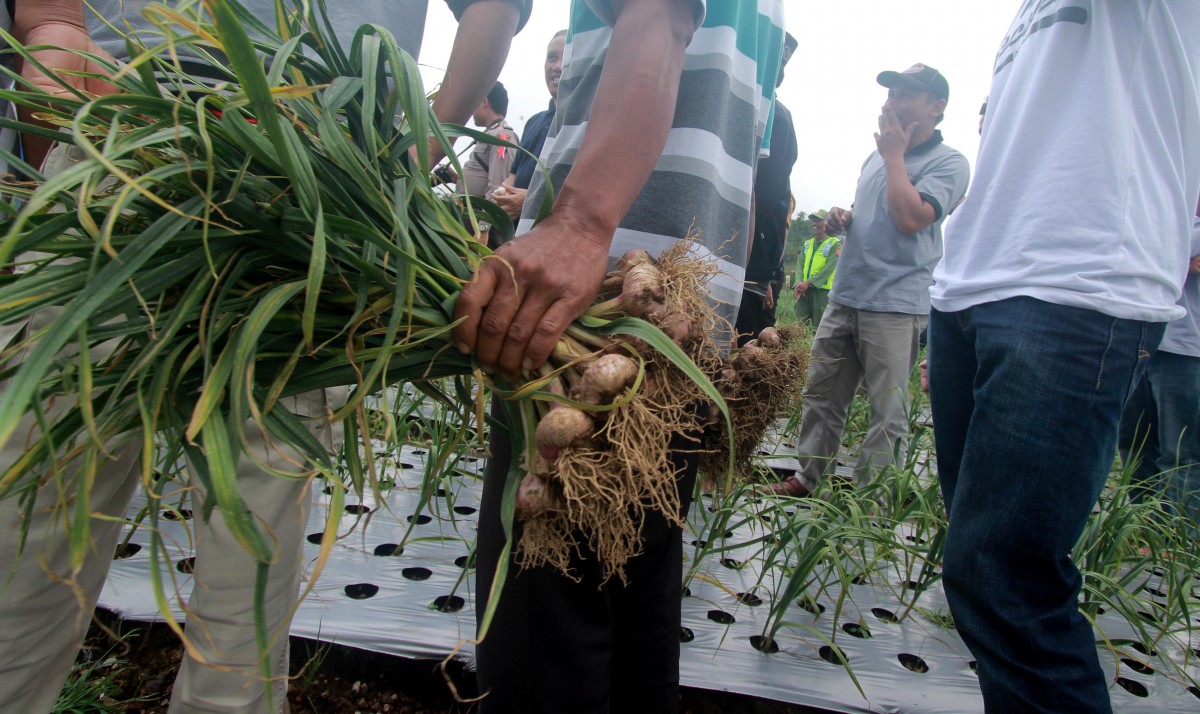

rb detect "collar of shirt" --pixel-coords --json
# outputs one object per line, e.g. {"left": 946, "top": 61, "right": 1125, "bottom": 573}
{"left": 906, "top": 129, "right": 945, "bottom": 157}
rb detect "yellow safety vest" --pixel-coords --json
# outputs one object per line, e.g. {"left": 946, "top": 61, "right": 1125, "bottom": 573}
{"left": 799, "top": 236, "right": 840, "bottom": 290}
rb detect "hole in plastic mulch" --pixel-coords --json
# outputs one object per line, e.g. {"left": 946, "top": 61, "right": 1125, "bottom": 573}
{"left": 162, "top": 509, "right": 192, "bottom": 521}
{"left": 454, "top": 555, "right": 476, "bottom": 569}
{"left": 113, "top": 543, "right": 142, "bottom": 560}
{"left": 968, "top": 661, "right": 978, "bottom": 674}
{"left": 872, "top": 607, "right": 899, "bottom": 623}
{"left": 707, "top": 610, "right": 736, "bottom": 625}
{"left": 306, "top": 532, "right": 324, "bottom": 544}
{"left": 453, "top": 506, "right": 477, "bottom": 515}
{"left": 737, "top": 592, "right": 763, "bottom": 607}
{"left": 842, "top": 622, "right": 871, "bottom": 639}
{"left": 797, "top": 598, "right": 825, "bottom": 616}
{"left": 373, "top": 544, "right": 403, "bottom": 557}
{"left": 750, "top": 635, "right": 779, "bottom": 654}
{"left": 176, "top": 557, "right": 195, "bottom": 574}
{"left": 690, "top": 540, "right": 708, "bottom": 548}
{"left": 431, "top": 595, "right": 465, "bottom": 613}
{"left": 344, "top": 583, "right": 379, "bottom": 600}
{"left": 1115, "top": 677, "right": 1148, "bottom": 698}
{"left": 1131, "top": 642, "right": 1157, "bottom": 657}
{"left": 411, "top": 449, "right": 427, "bottom": 456}
{"left": 407, "top": 514, "right": 433, "bottom": 525}
{"left": 402, "top": 567, "right": 433, "bottom": 582}
{"left": 681, "top": 586, "right": 692, "bottom": 598}
{"left": 323, "top": 485, "right": 335, "bottom": 495}
{"left": 898, "top": 653, "right": 929, "bottom": 673}
{"left": 818, "top": 645, "right": 847, "bottom": 665}
{"left": 1189, "top": 685, "right": 1200, "bottom": 700}
{"left": 1121, "top": 658, "right": 1155, "bottom": 676}
{"left": 720, "top": 558, "right": 743, "bottom": 570}
{"left": 1136, "top": 610, "right": 1159, "bottom": 625}
{"left": 680, "top": 627, "right": 695, "bottom": 643}
{"left": 1144, "top": 585, "right": 1167, "bottom": 598}
{"left": 344, "top": 504, "right": 371, "bottom": 516}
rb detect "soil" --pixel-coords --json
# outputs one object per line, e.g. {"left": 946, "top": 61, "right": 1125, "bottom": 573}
{"left": 77, "top": 608, "right": 834, "bottom": 713}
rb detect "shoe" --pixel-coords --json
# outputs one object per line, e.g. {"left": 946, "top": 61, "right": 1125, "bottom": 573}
{"left": 760, "top": 475, "right": 811, "bottom": 497}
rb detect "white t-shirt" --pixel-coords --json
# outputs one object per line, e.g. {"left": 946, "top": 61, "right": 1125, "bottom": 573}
{"left": 931, "top": 1, "right": 1200, "bottom": 322}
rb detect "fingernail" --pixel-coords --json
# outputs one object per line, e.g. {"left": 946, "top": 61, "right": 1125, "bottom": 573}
{"left": 456, "top": 341, "right": 470, "bottom": 354}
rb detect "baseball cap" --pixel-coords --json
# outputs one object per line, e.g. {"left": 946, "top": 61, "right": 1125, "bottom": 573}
{"left": 877, "top": 63, "right": 949, "bottom": 101}
{"left": 807, "top": 213, "right": 824, "bottom": 222}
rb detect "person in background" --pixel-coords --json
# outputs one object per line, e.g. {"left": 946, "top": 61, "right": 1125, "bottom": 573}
{"left": 493, "top": 29, "right": 567, "bottom": 225}
{"left": 462, "top": 81, "right": 518, "bottom": 202}
{"left": 770, "top": 63, "right": 969, "bottom": 498}
{"left": 1117, "top": 212, "right": 1200, "bottom": 531}
{"left": 0, "top": 2, "right": 529, "bottom": 712}
{"left": 735, "top": 32, "right": 797, "bottom": 346}
{"left": 928, "top": 3, "right": 1200, "bottom": 710}
{"left": 455, "top": 1, "right": 786, "bottom": 709}
{"left": 792, "top": 213, "right": 840, "bottom": 328}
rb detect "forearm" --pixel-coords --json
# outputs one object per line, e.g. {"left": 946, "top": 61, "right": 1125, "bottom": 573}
{"left": 883, "top": 152, "right": 935, "bottom": 235}
{"left": 549, "top": 0, "right": 696, "bottom": 245}
{"left": 429, "top": 2, "right": 520, "bottom": 129}
{"left": 14, "top": 1, "right": 95, "bottom": 170}
{"left": 809, "top": 253, "right": 838, "bottom": 287}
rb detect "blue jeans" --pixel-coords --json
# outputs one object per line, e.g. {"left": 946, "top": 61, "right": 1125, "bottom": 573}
{"left": 928, "top": 297, "right": 1162, "bottom": 713}
{"left": 1117, "top": 349, "right": 1200, "bottom": 529}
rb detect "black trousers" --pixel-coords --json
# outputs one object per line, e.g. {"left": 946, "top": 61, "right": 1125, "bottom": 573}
{"left": 474, "top": 412, "right": 698, "bottom": 713}
{"left": 734, "top": 289, "right": 776, "bottom": 348}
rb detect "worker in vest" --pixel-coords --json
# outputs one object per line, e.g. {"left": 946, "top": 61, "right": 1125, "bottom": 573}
{"left": 793, "top": 213, "right": 841, "bottom": 327}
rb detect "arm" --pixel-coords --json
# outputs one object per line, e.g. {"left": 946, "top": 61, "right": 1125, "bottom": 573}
{"left": 454, "top": 0, "right": 699, "bottom": 377}
{"left": 13, "top": 0, "right": 118, "bottom": 170}
{"left": 875, "top": 107, "right": 937, "bottom": 235}
{"left": 421, "top": 1, "right": 522, "bottom": 166}
{"left": 807, "top": 244, "right": 840, "bottom": 288}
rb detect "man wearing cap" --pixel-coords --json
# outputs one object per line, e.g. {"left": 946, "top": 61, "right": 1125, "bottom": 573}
{"left": 462, "top": 81, "right": 518, "bottom": 203}
{"left": 770, "top": 63, "right": 969, "bottom": 496}
{"left": 792, "top": 213, "right": 840, "bottom": 328}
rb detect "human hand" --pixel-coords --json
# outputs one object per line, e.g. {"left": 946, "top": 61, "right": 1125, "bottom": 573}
{"left": 763, "top": 284, "right": 775, "bottom": 310}
{"left": 793, "top": 281, "right": 811, "bottom": 298}
{"left": 453, "top": 212, "right": 611, "bottom": 378}
{"left": 21, "top": 15, "right": 118, "bottom": 99}
{"left": 1190, "top": 255, "right": 1200, "bottom": 274}
{"left": 874, "top": 106, "right": 916, "bottom": 159}
{"left": 825, "top": 207, "right": 852, "bottom": 234}
{"left": 492, "top": 186, "right": 527, "bottom": 221}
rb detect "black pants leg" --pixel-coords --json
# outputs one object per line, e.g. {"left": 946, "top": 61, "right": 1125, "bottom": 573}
{"left": 475, "top": 410, "right": 698, "bottom": 714}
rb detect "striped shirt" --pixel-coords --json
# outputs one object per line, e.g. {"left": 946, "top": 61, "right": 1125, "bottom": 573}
{"left": 518, "top": 0, "right": 787, "bottom": 342}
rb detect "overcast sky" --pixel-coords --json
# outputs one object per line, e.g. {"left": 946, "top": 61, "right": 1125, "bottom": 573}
{"left": 417, "top": 1, "right": 1020, "bottom": 214}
